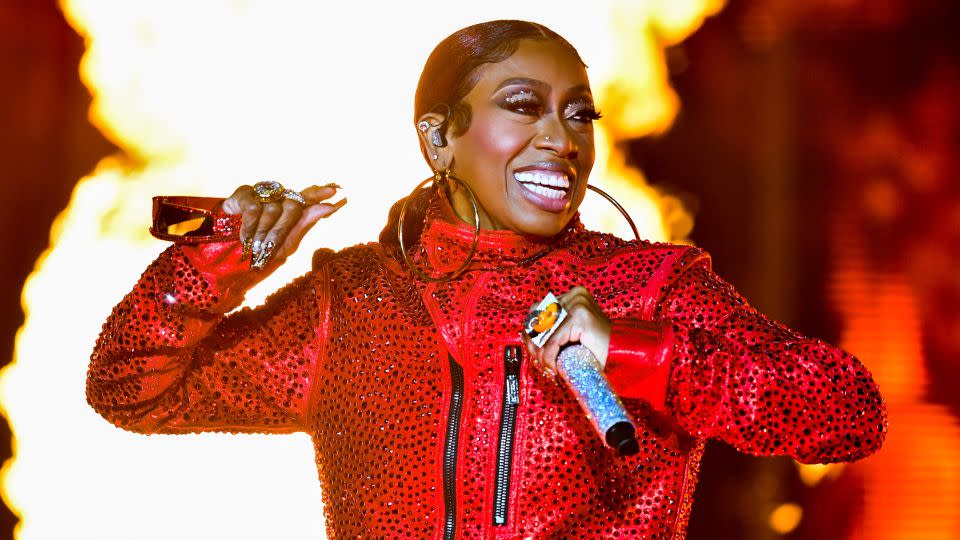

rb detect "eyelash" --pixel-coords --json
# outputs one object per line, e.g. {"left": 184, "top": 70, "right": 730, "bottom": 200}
{"left": 569, "top": 106, "right": 603, "bottom": 123}
{"left": 501, "top": 92, "right": 602, "bottom": 123}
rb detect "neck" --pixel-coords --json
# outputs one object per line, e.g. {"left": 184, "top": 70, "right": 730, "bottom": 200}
{"left": 449, "top": 185, "right": 503, "bottom": 230}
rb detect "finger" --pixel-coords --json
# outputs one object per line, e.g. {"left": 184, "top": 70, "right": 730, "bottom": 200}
{"left": 222, "top": 186, "right": 263, "bottom": 245}
{"left": 301, "top": 183, "right": 341, "bottom": 205}
{"left": 220, "top": 185, "right": 253, "bottom": 215}
{"left": 519, "top": 332, "right": 537, "bottom": 358}
{"left": 257, "top": 199, "right": 305, "bottom": 265}
{"left": 312, "top": 197, "right": 348, "bottom": 218}
{"left": 526, "top": 343, "right": 553, "bottom": 382}
{"left": 265, "top": 199, "right": 304, "bottom": 245}
{"left": 250, "top": 237, "right": 277, "bottom": 270}
{"left": 558, "top": 293, "right": 601, "bottom": 333}
{"left": 558, "top": 285, "right": 583, "bottom": 301}
{"left": 541, "top": 321, "right": 574, "bottom": 374}
{"left": 559, "top": 293, "right": 589, "bottom": 313}
{"left": 519, "top": 332, "right": 543, "bottom": 371}
{"left": 239, "top": 199, "right": 263, "bottom": 246}
{"left": 277, "top": 198, "right": 348, "bottom": 258}
{"left": 559, "top": 286, "right": 593, "bottom": 310}
{"left": 577, "top": 292, "right": 602, "bottom": 313}
{"left": 252, "top": 201, "right": 283, "bottom": 249}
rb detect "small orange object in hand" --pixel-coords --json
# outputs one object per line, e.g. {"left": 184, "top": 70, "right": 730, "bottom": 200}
{"left": 532, "top": 302, "right": 560, "bottom": 333}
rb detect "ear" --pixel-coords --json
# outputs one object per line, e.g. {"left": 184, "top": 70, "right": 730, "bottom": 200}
{"left": 416, "top": 112, "right": 455, "bottom": 169}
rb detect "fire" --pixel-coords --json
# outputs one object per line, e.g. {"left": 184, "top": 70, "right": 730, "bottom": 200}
{"left": 0, "top": 2, "right": 721, "bottom": 538}
{"left": 825, "top": 223, "right": 960, "bottom": 539}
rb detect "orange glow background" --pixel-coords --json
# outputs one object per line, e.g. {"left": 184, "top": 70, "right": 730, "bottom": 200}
{"left": 0, "top": 1, "right": 958, "bottom": 539}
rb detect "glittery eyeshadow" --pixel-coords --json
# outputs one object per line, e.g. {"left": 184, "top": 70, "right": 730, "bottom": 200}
{"left": 503, "top": 89, "right": 536, "bottom": 105}
{"left": 564, "top": 97, "right": 596, "bottom": 114}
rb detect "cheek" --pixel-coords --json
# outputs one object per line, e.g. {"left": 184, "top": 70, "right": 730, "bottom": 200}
{"left": 576, "top": 132, "right": 596, "bottom": 173}
{"left": 462, "top": 115, "right": 532, "bottom": 172}
{"left": 577, "top": 131, "right": 596, "bottom": 158}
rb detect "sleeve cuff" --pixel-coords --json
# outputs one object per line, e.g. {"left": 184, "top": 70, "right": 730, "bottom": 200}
{"left": 149, "top": 196, "right": 258, "bottom": 313}
{"left": 604, "top": 318, "right": 675, "bottom": 409}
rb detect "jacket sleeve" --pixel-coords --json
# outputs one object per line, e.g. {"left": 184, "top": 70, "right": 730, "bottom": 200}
{"left": 604, "top": 256, "right": 887, "bottom": 464}
{"left": 86, "top": 196, "right": 329, "bottom": 435}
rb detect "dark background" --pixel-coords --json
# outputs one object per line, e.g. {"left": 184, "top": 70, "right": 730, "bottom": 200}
{"left": 2, "top": 1, "right": 957, "bottom": 538}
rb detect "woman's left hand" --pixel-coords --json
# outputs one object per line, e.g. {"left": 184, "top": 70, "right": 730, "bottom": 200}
{"left": 520, "top": 286, "right": 611, "bottom": 379}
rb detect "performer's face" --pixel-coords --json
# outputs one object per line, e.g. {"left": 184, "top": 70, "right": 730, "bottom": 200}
{"left": 442, "top": 39, "right": 597, "bottom": 237}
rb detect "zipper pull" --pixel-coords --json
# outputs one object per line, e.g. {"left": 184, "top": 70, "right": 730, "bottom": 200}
{"left": 504, "top": 345, "right": 522, "bottom": 405}
{"left": 504, "top": 345, "right": 521, "bottom": 373}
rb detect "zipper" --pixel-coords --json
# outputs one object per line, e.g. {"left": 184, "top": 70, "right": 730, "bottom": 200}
{"left": 493, "top": 345, "right": 522, "bottom": 526}
{"left": 443, "top": 353, "right": 465, "bottom": 540}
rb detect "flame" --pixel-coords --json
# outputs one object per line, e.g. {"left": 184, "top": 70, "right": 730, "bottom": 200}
{"left": 825, "top": 222, "right": 960, "bottom": 539}
{"left": 0, "top": 1, "right": 722, "bottom": 538}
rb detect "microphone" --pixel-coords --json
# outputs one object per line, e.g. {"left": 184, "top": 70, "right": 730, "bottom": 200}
{"left": 556, "top": 344, "right": 639, "bottom": 456}
{"left": 524, "top": 292, "right": 639, "bottom": 456}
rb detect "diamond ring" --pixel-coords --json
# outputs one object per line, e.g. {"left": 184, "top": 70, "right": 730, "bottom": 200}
{"left": 253, "top": 181, "right": 285, "bottom": 204}
{"left": 281, "top": 189, "right": 306, "bottom": 205}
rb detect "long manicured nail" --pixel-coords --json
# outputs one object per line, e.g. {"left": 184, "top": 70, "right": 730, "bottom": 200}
{"left": 249, "top": 238, "right": 263, "bottom": 269}
{"left": 240, "top": 238, "right": 253, "bottom": 261}
{"left": 331, "top": 198, "right": 347, "bottom": 210}
{"left": 251, "top": 240, "right": 275, "bottom": 270}
{"left": 323, "top": 182, "right": 343, "bottom": 190}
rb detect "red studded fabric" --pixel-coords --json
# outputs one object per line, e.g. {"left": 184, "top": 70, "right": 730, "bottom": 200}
{"left": 87, "top": 190, "right": 887, "bottom": 539}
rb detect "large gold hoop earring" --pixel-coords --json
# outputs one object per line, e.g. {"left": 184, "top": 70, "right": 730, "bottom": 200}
{"left": 586, "top": 184, "right": 641, "bottom": 241}
{"left": 398, "top": 169, "right": 481, "bottom": 282}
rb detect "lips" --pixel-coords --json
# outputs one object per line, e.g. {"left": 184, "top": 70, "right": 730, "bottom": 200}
{"left": 512, "top": 165, "right": 575, "bottom": 213}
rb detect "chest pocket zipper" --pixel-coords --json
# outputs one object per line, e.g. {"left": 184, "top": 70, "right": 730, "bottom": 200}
{"left": 493, "top": 345, "right": 522, "bottom": 526}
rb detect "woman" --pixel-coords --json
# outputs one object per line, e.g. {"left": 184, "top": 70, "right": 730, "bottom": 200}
{"left": 87, "top": 20, "right": 887, "bottom": 539}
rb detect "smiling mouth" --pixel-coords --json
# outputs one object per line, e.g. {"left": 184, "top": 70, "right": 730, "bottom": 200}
{"left": 513, "top": 170, "right": 571, "bottom": 200}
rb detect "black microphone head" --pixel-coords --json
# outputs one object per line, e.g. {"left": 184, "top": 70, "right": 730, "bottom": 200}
{"left": 606, "top": 421, "right": 639, "bottom": 456}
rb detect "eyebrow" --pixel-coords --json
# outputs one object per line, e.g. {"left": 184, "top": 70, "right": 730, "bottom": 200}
{"left": 493, "top": 78, "right": 593, "bottom": 99}
{"left": 494, "top": 77, "right": 549, "bottom": 92}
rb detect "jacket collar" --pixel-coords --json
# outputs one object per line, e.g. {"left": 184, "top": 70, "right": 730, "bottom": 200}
{"left": 417, "top": 188, "right": 585, "bottom": 274}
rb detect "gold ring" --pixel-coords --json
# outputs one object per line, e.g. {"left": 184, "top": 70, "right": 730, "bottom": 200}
{"left": 253, "top": 181, "right": 285, "bottom": 204}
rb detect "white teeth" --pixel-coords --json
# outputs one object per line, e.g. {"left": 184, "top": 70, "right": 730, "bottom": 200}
{"left": 513, "top": 170, "right": 570, "bottom": 189}
{"left": 523, "top": 183, "right": 564, "bottom": 199}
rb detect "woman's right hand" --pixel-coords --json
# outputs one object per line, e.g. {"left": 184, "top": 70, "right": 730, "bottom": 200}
{"left": 220, "top": 182, "right": 346, "bottom": 270}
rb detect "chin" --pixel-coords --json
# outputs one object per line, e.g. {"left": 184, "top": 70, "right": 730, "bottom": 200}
{"left": 511, "top": 214, "right": 574, "bottom": 239}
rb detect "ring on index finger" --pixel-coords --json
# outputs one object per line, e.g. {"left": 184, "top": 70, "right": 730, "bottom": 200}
{"left": 281, "top": 189, "right": 306, "bottom": 205}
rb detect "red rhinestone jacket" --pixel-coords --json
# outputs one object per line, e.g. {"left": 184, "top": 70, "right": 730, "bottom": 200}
{"left": 87, "top": 192, "right": 887, "bottom": 539}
